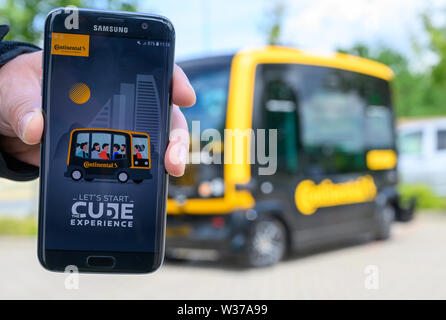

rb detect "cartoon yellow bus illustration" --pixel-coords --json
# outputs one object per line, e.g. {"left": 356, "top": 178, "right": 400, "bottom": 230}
{"left": 65, "top": 128, "right": 151, "bottom": 183}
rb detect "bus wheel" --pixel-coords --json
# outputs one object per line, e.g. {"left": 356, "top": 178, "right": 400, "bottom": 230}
{"left": 375, "top": 204, "right": 395, "bottom": 240}
{"left": 71, "top": 170, "right": 82, "bottom": 181}
{"left": 245, "top": 217, "right": 286, "bottom": 268}
{"left": 133, "top": 179, "right": 143, "bottom": 184}
{"left": 117, "top": 172, "right": 129, "bottom": 183}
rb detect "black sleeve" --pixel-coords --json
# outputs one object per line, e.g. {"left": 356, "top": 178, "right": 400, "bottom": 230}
{"left": 0, "top": 25, "right": 41, "bottom": 181}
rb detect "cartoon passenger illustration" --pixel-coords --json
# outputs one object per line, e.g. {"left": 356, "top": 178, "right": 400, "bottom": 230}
{"left": 91, "top": 143, "right": 100, "bottom": 159}
{"left": 112, "top": 144, "right": 121, "bottom": 160}
{"left": 121, "top": 144, "right": 126, "bottom": 155}
{"left": 134, "top": 145, "right": 143, "bottom": 159}
{"left": 76, "top": 142, "right": 89, "bottom": 158}
{"left": 98, "top": 143, "right": 109, "bottom": 160}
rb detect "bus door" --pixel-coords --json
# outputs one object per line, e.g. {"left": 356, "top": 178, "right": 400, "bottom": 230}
{"left": 252, "top": 63, "right": 376, "bottom": 246}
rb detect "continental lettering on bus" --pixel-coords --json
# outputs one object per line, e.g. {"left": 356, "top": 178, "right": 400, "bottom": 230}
{"left": 65, "top": 128, "right": 152, "bottom": 183}
{"left": 83, "top": 161, "right": 118, "bottom": 169}
{"left": 294, "top": 175, "right": 377, "bottom": 215}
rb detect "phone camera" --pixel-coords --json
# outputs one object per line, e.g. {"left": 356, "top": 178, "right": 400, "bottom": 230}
{"left": 141, "top": 22, "right": 149, "bottom": 30}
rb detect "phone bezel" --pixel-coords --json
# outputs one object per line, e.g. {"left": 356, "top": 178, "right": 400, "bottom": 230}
{"left": 38, "top": 8, "right": 175, "bottom": 273}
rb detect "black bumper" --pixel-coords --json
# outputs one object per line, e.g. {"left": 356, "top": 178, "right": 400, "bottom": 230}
{"left": 165, "top": 212, "right": 250, "bottom": 258}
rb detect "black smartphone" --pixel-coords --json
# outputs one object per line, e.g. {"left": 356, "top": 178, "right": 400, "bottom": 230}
{"left": 38, "top": 8, "right": 175, "bottom": 273}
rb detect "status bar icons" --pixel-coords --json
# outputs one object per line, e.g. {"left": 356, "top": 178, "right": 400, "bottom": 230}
{"left": 136, "top": 40, "right": 170, "bottom": 47}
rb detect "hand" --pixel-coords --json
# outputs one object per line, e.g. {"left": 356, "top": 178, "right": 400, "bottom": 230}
{"left": 0, "top": 51, "right": 195, "bottom": 177}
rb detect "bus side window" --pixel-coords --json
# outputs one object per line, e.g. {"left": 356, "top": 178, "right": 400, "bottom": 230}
{"left": 75, "top": 133, "right": 89, "bottom": 159}
{"left": 112, "top": 134, "right": 127, "bottom": 160}
{"left": 300, "top": 69, "right": 366, "bottom": 174}
{"left": 91, "top": 133, "right": 111, "bottom": 160}
{"left": 365, "top": 105, "right": 393, "bottom": 149}
{"left": 262, "top": 80, "right": 299, "bottom": 174}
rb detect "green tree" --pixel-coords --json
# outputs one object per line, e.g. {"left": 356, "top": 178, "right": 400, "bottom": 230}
{"left": 423, "top": 13, "right": 446, "bottom": 87}
{"left": 338, "top": 42, "right": 446, "bottom": 118}
{"left": 0, "top": 0, "right": 139, "bottom": 44}
{"left": 262, "top": 0, "right": 285, "bottom": 46}
{"left": 339, "top": 10, "right": 446, "bottom": 118}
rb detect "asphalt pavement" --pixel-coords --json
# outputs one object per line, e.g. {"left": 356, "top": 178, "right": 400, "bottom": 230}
{"left": 1, "top": 211, "right": 445, "bottom": 299}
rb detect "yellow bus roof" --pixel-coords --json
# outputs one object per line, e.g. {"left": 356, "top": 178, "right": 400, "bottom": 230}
{"left": 235, "top": 46, "right": 394, "bottom": 81}
{"left": 72, "top": 128, "right": 149, "bottom": 137}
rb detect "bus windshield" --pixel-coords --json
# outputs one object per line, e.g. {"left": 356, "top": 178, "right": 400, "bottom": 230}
{"left": 180, "top": 64, "right": 230, "bottom": 136}
{"left": 132, "top": 136, "right": 149, "bottom": 160}
{"left": 169, "top": 61, "right": 231, "bottom": 193}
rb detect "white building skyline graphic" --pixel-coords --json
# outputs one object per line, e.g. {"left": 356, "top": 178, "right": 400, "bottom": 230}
{"left": 88, "top": 74, "right": 161, "bottom": 150}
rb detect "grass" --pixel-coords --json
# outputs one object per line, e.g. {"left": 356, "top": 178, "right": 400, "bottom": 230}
{"left": 398, "top": 184, "right": 446, "bottom": 210}
{"left": 0, "top": 217, "right": 37, "bottom": 236}
{"left": 0, "top": 184, "right": 444, "bottom": 236}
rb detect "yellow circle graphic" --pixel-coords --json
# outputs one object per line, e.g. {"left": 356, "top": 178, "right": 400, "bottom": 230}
{"left": 69, "top": 83, "right": 91, "bottom": 104}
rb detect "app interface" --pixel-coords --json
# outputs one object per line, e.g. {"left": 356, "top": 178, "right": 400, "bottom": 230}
{"left": 43, "top": 32, "right": 171, "bottom": 252}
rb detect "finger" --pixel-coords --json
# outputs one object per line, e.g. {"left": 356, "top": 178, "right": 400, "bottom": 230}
{"left": 4, "top": 52, "right": 43, "bottom": 145}
{"left": 0, "top": 136, "right": 40, "bottom": 166}
{"left": 172, "top": 65, "right": 196, "bottom": 107}
{"left": 165, "top": 105, "right": 189, "bottom": 177}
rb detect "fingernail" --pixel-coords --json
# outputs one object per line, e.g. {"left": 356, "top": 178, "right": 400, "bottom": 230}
{"left": 178, "top": 145, "right": 187, "bottom": 165}
{"left": 19, "top": 111, "right": 37, "bottom": 142}
{"left": 181, "top": 69, "right": 194, "bottom": 90}
{"left": 186, "top": 76, "right": 193, "bottom": 88}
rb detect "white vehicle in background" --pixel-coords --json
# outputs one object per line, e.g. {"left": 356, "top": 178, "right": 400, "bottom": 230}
{"left": 397, "top": 117, "right": 446, "bottom": 196}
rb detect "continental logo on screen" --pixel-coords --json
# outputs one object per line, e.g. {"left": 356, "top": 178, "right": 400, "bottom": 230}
{"left": 51, "top": 33, "right": 89, "bottom": 57}
{"left": 83, "top": 161, "right": 117, "bottom": 169}
{"left": 294, "top": 175, "right": 377, "bottom": 215}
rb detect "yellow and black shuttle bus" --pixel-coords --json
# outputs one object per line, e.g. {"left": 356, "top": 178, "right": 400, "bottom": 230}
{"left": 166, "top": 46, "right": 414, "bottom": 267}
{"left": 65, "top": 128, "right": 151, "bottom": 183}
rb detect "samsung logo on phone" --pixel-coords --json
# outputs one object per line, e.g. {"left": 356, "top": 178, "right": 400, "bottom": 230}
{"left": 93, "top": 25, "right": 128, "bottom": 33}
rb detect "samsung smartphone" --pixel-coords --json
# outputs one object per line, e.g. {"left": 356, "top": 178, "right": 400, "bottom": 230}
{"left": 38, "top": 8, "right": 175, "bottom": 273}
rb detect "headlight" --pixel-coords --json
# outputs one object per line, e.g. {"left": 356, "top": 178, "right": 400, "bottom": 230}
{"left": 198, "top": 178, "right": 225, "bottom": 198}
{"left": 210, "top": 178, "right": 224, "bottom": 196}
{"left": 198, "top": 181, "right": 212, "bottom": 197}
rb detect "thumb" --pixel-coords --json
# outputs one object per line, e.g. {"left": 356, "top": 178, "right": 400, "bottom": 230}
{"left": 9, "top": 92, "right": 44, "bottom": 145}
{"left": 16, "top": 107, "right": 44, "bottom": 145}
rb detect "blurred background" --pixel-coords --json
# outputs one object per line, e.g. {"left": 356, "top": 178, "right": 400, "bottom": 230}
{"left": 2, "top": 0, "right": 446, "bottom": 299}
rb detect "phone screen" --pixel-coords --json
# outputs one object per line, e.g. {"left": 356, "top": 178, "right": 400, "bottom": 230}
{"left": 41, "top": 27, "right": 172, "bottom": 253}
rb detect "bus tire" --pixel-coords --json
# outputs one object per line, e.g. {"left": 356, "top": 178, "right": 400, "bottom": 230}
{"left": 244, "top": 216, "right": 287, "bottom": 268}
{"left": 117, "top": 171, "right": 129, "bottom": 183}
{"left": 375, "top": 204, "right": 395, "bottom": 240}
{"left": 133, "top": 179, "right": 143, "bottom": 184}
{"left": 71, "top": 169, "right": 82, "bottom": 181}
{"left": 84, "top": 177, "right": 94, "bottom": 182}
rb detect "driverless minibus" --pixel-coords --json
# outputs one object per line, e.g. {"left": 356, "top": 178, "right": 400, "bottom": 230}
{"left": 65, "top": 128, "right": 151, "bottom": 183}
{"left": 166, "top": 46, "right": 414, "bottom": 267}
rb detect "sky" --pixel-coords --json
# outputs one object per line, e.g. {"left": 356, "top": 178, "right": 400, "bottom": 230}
{"left": 145, "top": 0, "right": 446, "bottom": 66}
